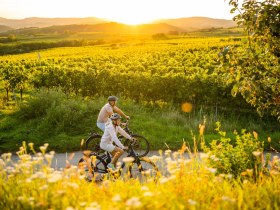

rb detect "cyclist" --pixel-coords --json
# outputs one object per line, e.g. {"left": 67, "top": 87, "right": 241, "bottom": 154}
{"left": 97, "top": 96, "right": 130, "bottom": 132}
{"left": 100, "top": 113, "right": 133, "bottom": 170}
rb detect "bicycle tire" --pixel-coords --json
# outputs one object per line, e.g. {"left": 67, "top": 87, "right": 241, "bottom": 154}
{"left": 124, "top": 134, "right": 150, "bottom": 157}
{"left": 128, "top": 157, "right": 160, "bottom": 182}
{"left": 85, "top": 134, "right": 102, "bottom": 153}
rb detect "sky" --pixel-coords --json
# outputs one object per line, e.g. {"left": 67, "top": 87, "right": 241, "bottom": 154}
{"left": 0, "top": 0, "right": 235, "bottom": 25}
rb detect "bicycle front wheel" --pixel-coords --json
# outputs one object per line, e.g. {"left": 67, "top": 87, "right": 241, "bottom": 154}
{"left": 85, "top": 134, "right": 102, "bottom": 153}
{"left": 124, "top": 134, "right": 150, "bottom": 157}
{"left": 128, "top": 157, "right": 160, "bottom": 182}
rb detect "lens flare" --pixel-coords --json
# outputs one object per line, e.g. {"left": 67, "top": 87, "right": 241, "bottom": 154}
{"left": 181, "top": 102, "right": 193, "bottom": 112}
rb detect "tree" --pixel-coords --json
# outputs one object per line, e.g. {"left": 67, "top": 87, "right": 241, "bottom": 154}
{"left": 220, "top": 0, "right": 280, "bottom": 120}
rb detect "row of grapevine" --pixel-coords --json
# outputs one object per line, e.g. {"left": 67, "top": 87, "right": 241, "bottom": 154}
{"left": 0, "top": 37, "right": 249, "bottom": 110}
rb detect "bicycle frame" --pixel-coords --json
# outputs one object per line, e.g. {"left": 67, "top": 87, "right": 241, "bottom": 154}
{"left": 93, "top": 142, "right": 140, "bottom": 174}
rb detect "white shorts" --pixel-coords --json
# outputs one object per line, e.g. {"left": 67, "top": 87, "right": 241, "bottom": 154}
{"left": 100, "top": 142, "right": 115, "bottom": 152}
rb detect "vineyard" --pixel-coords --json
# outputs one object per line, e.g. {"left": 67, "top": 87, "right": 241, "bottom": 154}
{"left": 0, "top": 36, "right": 247, "bottom": 108}
{"left": 0, "top": 34, "right": 279, "bottom": 152}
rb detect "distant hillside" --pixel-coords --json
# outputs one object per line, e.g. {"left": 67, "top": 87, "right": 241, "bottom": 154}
{"left": 3, "top": 22, "right": 185, "bottom": 35}
{"left": 0, "top": 17, "right": 107, "bottom": 29}
{"left": 0, "top": 25, "right": 13, "bottom": 32}
{"left": 154, "top": 17, "right": 236, "bottom": 31}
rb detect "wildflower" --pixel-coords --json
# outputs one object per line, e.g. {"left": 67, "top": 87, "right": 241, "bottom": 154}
{"left": 67, "top": 182, "right": 79, "bottom": 189}
{"left": 164, "top": 150, "right": 172, "bottom": 156}
{"left": 253, "top": 151, "right": 262, "bottom": 157}
{"left": 39, "top": 185, "right": 48, "bottom": 191}
{"left": 159, "top": 177, "right": 169, "bottom": 184}
{"left": 88, "top": 202, "right": 101, "bottom": 210}
{"left": 45, "top": 154, "right": 54, "bottom": 163}
{"left": 205, "top": 167, "right": 217, "bottom": 174}
{"left": 172, "top": 152, "right": 179, "bottom": 159}
{"left": 140, "top": 186, "right": 149, "bottom": 191}
{"left": 0, "top": 159, "right": 5, "bottom": 168}
{"left": 112, "top": 194, "right": 122, "bottom": 202}
{"left": 48, "top": 172, "right": 62, "bottom": 183}
{"left": 199, "top": 124, "right": 205, "bottom": 136}
{"left": 79, "top": 202, "right": 87, "bottom": 207}
{"left": 246, "top": 169, "right": 253, "bottom": 176}
{"left": 253, "top": 131, "right": 258, "bottom": 139}
{"left": 40, "top": 146, "right": 47, "bottom": 154}
{"left": 126, "top": 197, "right": 142, "bottom": 208}
{"left": 188, "top": 199, "right": 197, "bottom": 206}
{"left": 149, "top": 155, "right": 161, "bottom": 162}
{"left": 143, "top": 191, "right": 154, "bottom": 197}
{"left": 65, "top": 207, "right": 77, "bottom": 210}
{"left": 26, "top": 178, "right": 32, "bottom": 183}
{"left": 226, "top": 174, "right": 233, "bottom": 179}
{"left": 270, "top": 170, "right": 280, "bottom": 175}
{"left": 17, "top": 196, "right": 24, "bottom": 201}
{"left": 221, "top": 196, "right": 236, "bottom": 203}
{"left": 81, "top": 139, "right": 84, "bottom": 146}
{"left": 267, "top": 137, "right": 271, "bottom": 143}
{"left": 28, "top": 142, "right": 34, "bottom": 149}
{"left": 123, "top": 157, "right": 135, "bottom": 163}
{"left": 199, "top": 153, "right": 209, "bottom": 159}
{"left": 158, "top": 150, "right": 163, "bottom": 156}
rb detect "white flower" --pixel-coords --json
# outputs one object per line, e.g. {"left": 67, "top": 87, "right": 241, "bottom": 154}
{"left": 48, "top": 172, "right": 62, "bottom": 183}
{"left": 188, "top": 199, "right": 197, "bottom": 206}
{"left": 112, "top": 194, "right": 121, "bottom": 202}
{"left": 205, "top": 167, "right": 217, "bottom": 173}
{"left": 140, "top": 186, "right": 149, "bottom": 191}
{"left": 123, "top": 157, "right": 135, "bottom": 163}
{"left": 149, "top": 155, "right": 161, "bottom": 162}
{"left": 159, "top": 177, "right": 169, "bottom": 184}
{"left": 200, "top": 153, "right": 209, "bottom": 159}
{"left": 67, "top": 182, "right": 79, "bottom": 189}
{"left": 39, "top": 185, "right": 48, "bottom": 191}
{"left": 65, "top": 207, "right": 77, "bottom": 210}
{"left": 252, "top": 151, "right": 262, "bottom": 156}
{"left": 143, "top": 191, "right": 154, "bottom": 197}
{"left": 221, "top": 196, "right": 236, "bottom": 203}
{"left": 164, "top": 150, "right": 172, "bottom": 156}
{"left": 126, "top": 197, "right": 142, "bottom": 208}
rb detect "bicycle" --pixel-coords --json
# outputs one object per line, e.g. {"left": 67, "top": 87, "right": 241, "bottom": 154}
{"left": 85, "top": 119, "right": 150, "bottom": 157}
{"left": 79, "top": 139, "right": 159, "bottom": 182}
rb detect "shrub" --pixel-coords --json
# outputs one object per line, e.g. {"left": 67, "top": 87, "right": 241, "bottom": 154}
{"left": 202, "top": 122, "right": 264, "bottom": 178}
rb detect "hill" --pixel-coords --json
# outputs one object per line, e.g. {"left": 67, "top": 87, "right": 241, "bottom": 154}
{"left": 0, "top": 17, "right": 107, "bottom": 29}
{"left": 0, "top": 16, "right": 236, "bottom": 32}
{"left": 0, "top": 25, "right": 13, "bottom": 32}
{"left": 154, "top": 17, "right": 236, "bottom": 31}
{"left": 2, "top": 22, "right": 184, "bottom": 35}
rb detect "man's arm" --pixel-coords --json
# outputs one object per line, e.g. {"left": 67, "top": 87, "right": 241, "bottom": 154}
{"left": 113, "top": 106, "right": 130, "bottom": 119}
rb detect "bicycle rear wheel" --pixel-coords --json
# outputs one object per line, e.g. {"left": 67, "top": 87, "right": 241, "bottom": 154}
{"left": 85, "top": 134, "right": 102, "bottom": 153}
{"left": 128, "top": 157, "right": 160, "bottom": 182}
{"left": 124, "top": 134, "right": 150, "bottom": 157}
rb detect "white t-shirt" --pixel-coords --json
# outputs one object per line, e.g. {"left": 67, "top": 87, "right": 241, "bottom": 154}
{"left": 100, "top": 122, "right": 132, "bottom": 149}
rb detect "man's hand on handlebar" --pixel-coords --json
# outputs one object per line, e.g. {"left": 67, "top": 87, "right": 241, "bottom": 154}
{"left": 123, "top": 146, "right": 129, "bottom": 151}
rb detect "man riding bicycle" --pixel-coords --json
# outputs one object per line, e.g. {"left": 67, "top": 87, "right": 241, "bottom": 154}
{"left": 96, "top": 96, "right": 130, "bottom": 132}
{"left": 100, "top": 113, "right": 133, "bottom": 170}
